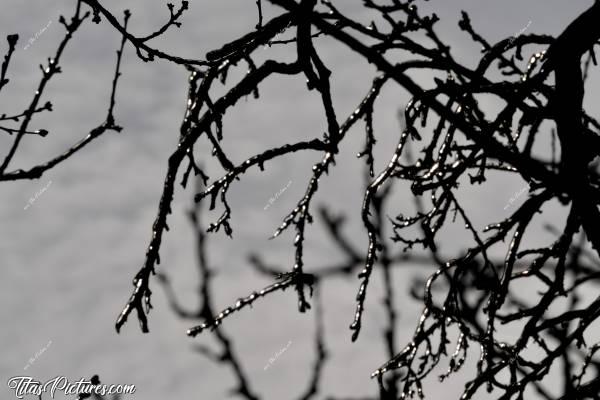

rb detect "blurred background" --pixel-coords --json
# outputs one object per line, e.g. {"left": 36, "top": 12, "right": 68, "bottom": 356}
{"left": 0, "top": 1, "right": 596, "bottom": 399}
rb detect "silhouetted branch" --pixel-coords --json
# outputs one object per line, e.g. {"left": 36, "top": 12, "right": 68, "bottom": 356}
{"left": 0, "top": 4, "right": 126, "bottom": 182}
{"left": 6, "top": 0, "right": 600, "bottom": 398}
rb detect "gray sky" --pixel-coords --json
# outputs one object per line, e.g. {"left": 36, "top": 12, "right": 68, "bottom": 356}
{"left": 1, "top": 1, "right": 596, "bottom": 399}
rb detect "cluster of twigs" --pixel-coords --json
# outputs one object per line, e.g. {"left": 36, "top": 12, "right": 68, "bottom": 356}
{"left": 5, "top": 0, "right": 600, "bottom": 398}
{"left": 157, "top": 177, "right": 329, "bottom": 399}
{"left": 0, "top": 1, "right": 127, "bottom": 182}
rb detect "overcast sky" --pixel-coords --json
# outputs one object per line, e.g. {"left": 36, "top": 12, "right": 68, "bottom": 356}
{"left": 0, "top": 1, "right": 596, "bottom": 399}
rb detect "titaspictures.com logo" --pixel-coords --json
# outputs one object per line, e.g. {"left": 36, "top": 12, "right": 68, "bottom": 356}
{"left": 7, "top": 375, "right": 136, "bottom": 399}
